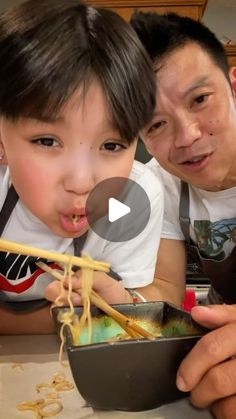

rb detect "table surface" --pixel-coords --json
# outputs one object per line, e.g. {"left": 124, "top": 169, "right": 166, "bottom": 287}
{"left": 0, "top": 334, "right": 212, "bottom": 419}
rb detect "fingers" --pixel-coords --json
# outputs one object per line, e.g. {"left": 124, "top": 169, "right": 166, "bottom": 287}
{"left": 63, "top": 274, "right": 81, "bottom": 291}
{"left": 191, "top": 304, "right": 236, "bottom": 329}
{"left": 211, "top": 394, "right": 236, "bottom": 419}
{"left": 190, "top": 357, "right": 236, "bottom": 408}
{"left": 44, "top": 271, "right": 129, "bottom": 307}
{"left": 91, "top": 272, "right": 129, "bottom": 304}
{"left": 44, "top": 280, "right": 82, "bottom": 305}
{"left": 176, "top": 321, "right": 236, "bottom": 393}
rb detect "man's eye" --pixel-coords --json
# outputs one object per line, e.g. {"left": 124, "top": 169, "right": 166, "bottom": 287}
{"left": 31, "top": 137, "right": 58, "bottom": 147}
{"left": 195, "top": 94, "right": 207, "bottom": 104}
{"left": 103, "top": 142, "right": 125, "bottom": 152}
{"left": 148, "top": 121, "right": 166, "bottom": 134}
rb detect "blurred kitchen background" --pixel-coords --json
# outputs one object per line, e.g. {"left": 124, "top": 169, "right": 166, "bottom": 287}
{"left": 0, "top": 0, "right": 235, "bottom": 43}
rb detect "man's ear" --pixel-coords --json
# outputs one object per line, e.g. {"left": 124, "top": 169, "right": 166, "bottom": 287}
{"left": 0, "top": 133, "right": 7, "bottom": 165}
{"left": 229, "top": 66, "right": 236, "bottom": 98}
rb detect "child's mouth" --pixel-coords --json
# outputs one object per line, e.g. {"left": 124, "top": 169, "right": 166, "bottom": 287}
{"left": 71, "top": 214, "right": 81, "bottom": 225}
{"left": 60, "top": 213, "right": 88, "bottom": 234}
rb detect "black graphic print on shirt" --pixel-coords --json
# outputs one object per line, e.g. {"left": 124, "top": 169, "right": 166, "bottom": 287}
{"left": 194, "top": 218, "right": 236, "bottom": 259}
{"left": 0, "top": 251, "right": 58, "bottom": 294}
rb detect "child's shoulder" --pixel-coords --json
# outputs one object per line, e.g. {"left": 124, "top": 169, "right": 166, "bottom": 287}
{"left": 130, "top": 159, "right": 162, "bottom": 189}
{"left": 146, "top": 158, "right": 181, "bottom": 190}
{"left": 129, "top": 160, "right": 159, "bottom": 182}
{"left": 0, "top": 165, "right": 8, "bottom": 181}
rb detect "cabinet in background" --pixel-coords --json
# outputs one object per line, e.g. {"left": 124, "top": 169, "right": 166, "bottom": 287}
{"left": 87, "top": 1, "right": 208, "bottom": 21}
{"left": 87, "top": 1, "right": 236, "bottom": 66}
{"left": 225, "top": 45, "right": 236, "bottom": 67}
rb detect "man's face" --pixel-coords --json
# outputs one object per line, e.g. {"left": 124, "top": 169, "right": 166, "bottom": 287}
{"left": 141, "top": 42, "right": 236, "bottom": 191}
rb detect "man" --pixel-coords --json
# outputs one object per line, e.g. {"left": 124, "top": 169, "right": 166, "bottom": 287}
{"left": 131, "top": 12, "right": 236, "bottom": 419}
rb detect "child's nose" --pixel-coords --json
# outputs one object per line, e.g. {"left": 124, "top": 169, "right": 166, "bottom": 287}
{"left": 63, "top": 155, "right": 95, "bottom": 196}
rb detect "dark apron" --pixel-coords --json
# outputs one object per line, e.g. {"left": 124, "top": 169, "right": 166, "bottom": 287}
{"left": 179, "top": 181, "right": 236, "bottom": 304}
{"left": 0, "top": 186, "right": 121, "bottom": 311}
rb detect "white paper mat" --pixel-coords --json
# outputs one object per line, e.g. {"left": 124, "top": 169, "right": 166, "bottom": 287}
{"left": 0, "top": 335, "right": 212, "bottom": 419}
{"left": 0, "top": 361, "right": 94, "bottom": 419}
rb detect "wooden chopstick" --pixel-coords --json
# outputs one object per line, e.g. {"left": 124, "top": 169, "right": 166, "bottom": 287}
{"left": 0, "top": 238, "right": 109, "bottom": 272}
{"left": 36, "top": 262, "right": 154, "bottom": 339}
{"left": 90, "top": 290, "right": 153, "bottom": 338}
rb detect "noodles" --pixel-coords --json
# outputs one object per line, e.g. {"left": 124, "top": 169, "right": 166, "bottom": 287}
{"left": 0, "top": 238, "right": 153, "bottom": 346}
{"left": 37, "top": 256, "right": 155, "bottom": 352}
{"left": 37, "top": 400, "right": 62, "bottom": 418}
{"left": 12, "top": 362, "right": 24, "bottom": 370}
{"left": 76, "top": 264, "right": 93, "bottom": 344}
{"left": 4, "top": 243, "right": 110, "bottom": 419}
{"left": 13, "top": 245, "right": 155, "bottom": 417}
{"left": 17, "top": 399, "right": 62, "bottom": 418}
{"left": 37, "top": 256, "right": 96, "bottom": 358}
{"left": 36, "top": 372, "right": 74, "bottom": 393}
{"left": 16, "top": 253, "right": 99, "bottom": 418}
{"left": 17, "top": 373, "right": 73, "bottom": 418}
{"left": 37, "top": 252, "right": 100, "bottom": 361}
{"left": 57, "top": 263, "right": 94, "bottom": 361}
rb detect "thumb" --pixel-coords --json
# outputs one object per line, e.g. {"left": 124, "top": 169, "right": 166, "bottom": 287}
{"left": 191, "top": 304, "right": 236, "bottom": 329}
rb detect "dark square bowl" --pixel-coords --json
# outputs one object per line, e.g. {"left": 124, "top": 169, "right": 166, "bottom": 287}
{"left": 52, "top": 301, "right": 206, "bottom": 412}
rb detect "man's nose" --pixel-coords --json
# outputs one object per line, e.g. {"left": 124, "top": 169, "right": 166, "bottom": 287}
{"left": 174, "top": 117, "right": 202, "bottom": 148}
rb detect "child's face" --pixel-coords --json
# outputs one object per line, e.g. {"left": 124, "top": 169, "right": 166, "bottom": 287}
{"left": 0, "top": 81, "right": 137, "bottom": 237}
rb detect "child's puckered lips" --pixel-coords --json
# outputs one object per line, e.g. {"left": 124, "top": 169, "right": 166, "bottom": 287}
{"left": 59, "top": 208, "right": 88, "bottom": 234}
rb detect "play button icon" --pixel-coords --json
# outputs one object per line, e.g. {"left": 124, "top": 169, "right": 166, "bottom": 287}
{"left": 86, "top": 177, "right": 151, "bottom": 242}
{"left": 108, "top": 198, "right": 130, "bottom": 222}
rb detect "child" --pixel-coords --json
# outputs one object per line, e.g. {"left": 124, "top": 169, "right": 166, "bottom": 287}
{"left": 0, "top": 0, "right": 163, "bottom": 334}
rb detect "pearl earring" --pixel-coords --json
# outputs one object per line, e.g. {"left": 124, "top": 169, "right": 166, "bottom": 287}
{"left": 0, "top": 152, "right": 5, "bottom": 160}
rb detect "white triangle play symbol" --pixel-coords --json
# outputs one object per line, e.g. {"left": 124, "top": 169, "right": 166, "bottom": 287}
{"left": 108, "top": 197, "right": 131, "bottom": 222}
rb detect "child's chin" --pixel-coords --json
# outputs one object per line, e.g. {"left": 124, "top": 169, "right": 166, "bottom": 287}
{"left": 59, "top": 226, "right": 89, "bottom": 239}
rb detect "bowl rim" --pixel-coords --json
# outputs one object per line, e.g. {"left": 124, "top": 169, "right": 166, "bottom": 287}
{"left": 52, "top": 301, "right": 206, "bottom": 350}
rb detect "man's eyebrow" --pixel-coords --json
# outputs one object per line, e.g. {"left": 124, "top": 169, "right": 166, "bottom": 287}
{"left": 182, "top": 76, "right": 210, "bottom": 96}
{"left": 148, "top": 110, "right": 160, "bottom": 120}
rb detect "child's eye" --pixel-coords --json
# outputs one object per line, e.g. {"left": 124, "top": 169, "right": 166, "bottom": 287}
{"left": 31, "top": 136, "right": 59, "bottom": 147}
{"left": 102, "top": 142, "right": 126, "bottom": 152}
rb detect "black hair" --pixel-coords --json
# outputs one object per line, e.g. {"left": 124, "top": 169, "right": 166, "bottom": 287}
{"left": 0, "top": 0, "right": 156, "bottom": 142}
{"left": 130, "top": 12, "right": 229, "bottom": 80}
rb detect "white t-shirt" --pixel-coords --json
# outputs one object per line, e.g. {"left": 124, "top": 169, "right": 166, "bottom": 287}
{"left": 0, "top": 161, "right": 163, "bottom": 302}
{"left": 147, "top": 158, "right": 236, "bottom": 260}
